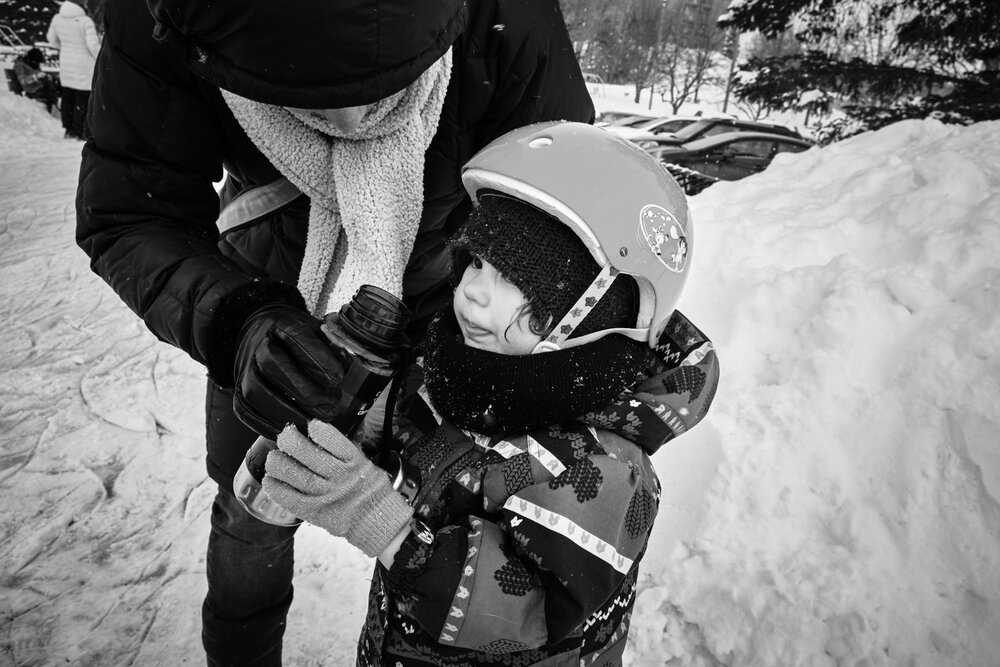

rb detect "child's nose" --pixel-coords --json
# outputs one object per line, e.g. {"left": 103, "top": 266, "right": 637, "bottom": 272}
{"left": 463, "top": 270, "right": 492, "bottom": 305}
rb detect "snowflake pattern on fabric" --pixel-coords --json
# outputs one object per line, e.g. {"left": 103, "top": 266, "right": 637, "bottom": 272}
{"left": 477, "top": 638, "right": 533, "bottom": 655}
{"left": 439, "top": 520, "right": 485, "bottom": 646}
{"left": 696, "top": 371, "right": 719, "bottom": 421}
{"left": 548, "top": 457, "right": 602, "bottom": 503}
{"left": 409, "top": 427, "right": 452, "bottom": 477}
{"left": 544, "top": 424, "right": 592, "bottom": 460}
{"left": 503, "top": 453, "right": 534, "bottom": 496}
{"left": 357, "top": 575, "right": 386, "bottom": 666}
{"left": 494, "top": 558, "right": 535, "bottom": 596}
{"left": 662, "top": 364, "right": 707, "bottom": 400}
{"left": 580, "top": 566, "right": 639, "bottom": 661}
{"left": 620, "top": 410, "right": 643, "bottom": 439}
{"left": 584, "top": 410, "right": 618, "bottom": 430}
{"left": 508, "top": 526, "right": 533, "bottom": 554}
{"left": 477, "top": 448, "right": 507, "bottom": 468}
{"left": 625, "top": 488, "right": 655, "bottom": 538}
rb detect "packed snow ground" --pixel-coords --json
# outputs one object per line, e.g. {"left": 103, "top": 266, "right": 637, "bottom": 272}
{"left": 0, "top": 89, "right": 998, "bottom": 666}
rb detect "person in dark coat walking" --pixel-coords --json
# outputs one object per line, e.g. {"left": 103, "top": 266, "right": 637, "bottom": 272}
{"left": 75, "top": 0, "right": 595, "bottom": 663}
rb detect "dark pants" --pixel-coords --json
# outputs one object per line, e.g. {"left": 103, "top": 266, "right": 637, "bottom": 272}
{"left": 202, "top": 382, "right": 299, "bottom": 666}
{"left": 203, "top": 485, "right": 299, "bottom": 666}
{"left": 59, "top": 86, "right": 90, "bottom": 138}
{"left": 25, "top": 78, "right": 59, "bottom": 114}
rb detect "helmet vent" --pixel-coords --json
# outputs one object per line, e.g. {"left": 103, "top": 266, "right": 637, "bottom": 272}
{"left": 528, "top": 137, "right": 553, "bottom": 148}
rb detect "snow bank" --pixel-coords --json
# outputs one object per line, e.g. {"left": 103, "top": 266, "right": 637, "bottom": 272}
{"left": 0, "top": 89, "right": 66, "bottom": 156}
{"left": 1, "top": 84, "right": 998, "bottom": 665}
{"left": 632, "top": 118, "right": 1000, "bottom": 666}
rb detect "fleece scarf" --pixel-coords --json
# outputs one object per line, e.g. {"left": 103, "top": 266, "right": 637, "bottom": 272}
{"left": 222, "top": 51, "right": 452, "bottom": 317}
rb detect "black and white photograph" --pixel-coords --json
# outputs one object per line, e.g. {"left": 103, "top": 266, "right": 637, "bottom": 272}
{"left": 0, "top": 0, "right": 997, "bottom": 664}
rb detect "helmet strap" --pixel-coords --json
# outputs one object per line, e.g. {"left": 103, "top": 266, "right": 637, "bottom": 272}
{"left": 547, "top": 326, "right": 649, "bottom": 351}
{"left": 544, "top": 264, "right": 619, "bottom": 347}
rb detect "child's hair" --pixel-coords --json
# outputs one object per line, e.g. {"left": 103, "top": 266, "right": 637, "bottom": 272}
{"left": 22, "top": 48, "right": 45, "bottom": 68}
{"left": 504, "top": 299, "right": 551, "bottom": 341}
{"left": 450, "top": 193, "right": 638, "bottom": 339}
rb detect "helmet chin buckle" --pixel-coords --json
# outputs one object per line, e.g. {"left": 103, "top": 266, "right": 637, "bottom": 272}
{"left": 531, "top": 340, "right": 561, "bottom": 354}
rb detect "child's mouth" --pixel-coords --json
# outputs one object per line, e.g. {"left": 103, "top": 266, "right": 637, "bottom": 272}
{"left": 458, "top": 315, "right": 492, "bottom": 344}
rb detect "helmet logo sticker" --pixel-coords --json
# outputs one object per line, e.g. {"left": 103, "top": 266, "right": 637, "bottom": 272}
{"left": 639, "top": 204, "right": 688, "bottom": 273}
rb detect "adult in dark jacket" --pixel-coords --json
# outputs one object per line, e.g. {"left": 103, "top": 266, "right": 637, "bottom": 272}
{"left": 75, "top": 0, "right": 594, "bottom": 663}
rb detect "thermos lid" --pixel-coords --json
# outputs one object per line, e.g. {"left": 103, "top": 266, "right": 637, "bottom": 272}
{"left": 339, "top": 285, "right": 410, "bottom": 352}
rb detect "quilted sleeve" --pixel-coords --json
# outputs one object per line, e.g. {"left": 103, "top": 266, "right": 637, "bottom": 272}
{"left": 75, "top": 0, "right": 301, "bottom": 384}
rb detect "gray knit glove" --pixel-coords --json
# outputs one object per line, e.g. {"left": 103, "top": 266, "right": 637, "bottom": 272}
{"left": 263, "top": 420, "right": 413, "bottom": 557}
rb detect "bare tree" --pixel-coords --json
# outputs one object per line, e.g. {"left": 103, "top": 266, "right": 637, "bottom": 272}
{"left": 564, "top": 0, "right": 731, "bottom": 109}
{"left": 655, "top": 0, "right": 727, "bottom": 112}
{"left": 732, "top": 95, "right": 770, "bottom": 120}
{"left": 598, "top": 0, "right": 669, "bottom": 103}
{"left": 657, "top": 44, "right": 713, "bottom": 112}
{"left": 561, "top": 0, "right": 620, "bottom": 66}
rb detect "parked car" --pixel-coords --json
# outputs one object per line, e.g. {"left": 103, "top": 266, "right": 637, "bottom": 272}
{"left": 625, "top": 117, "right": 805, "bottom": 150}
{"left": 604, "top": 113, "right": 735, "bottom": 143}
{"left": 649, "top": 131, "right": 816, "bottom": 194}
{"left": 594, "top": 111, "right": 660, "bottom": 128}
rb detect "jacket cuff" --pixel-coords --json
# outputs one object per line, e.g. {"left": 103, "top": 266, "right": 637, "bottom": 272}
{"left": 204, "top": 279, "right": 307, "bottom": 387}
{"left": 384, "top": 527, "right": 435, "bottom": 596}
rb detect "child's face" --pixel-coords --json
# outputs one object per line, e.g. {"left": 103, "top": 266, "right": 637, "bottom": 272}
{"left": 453, "top": 256, "right": 543, "bottom": 356}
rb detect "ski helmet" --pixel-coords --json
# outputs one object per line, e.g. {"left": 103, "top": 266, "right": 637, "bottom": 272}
{"left": 461, "top": 120, "right": 692, "bottom": 348}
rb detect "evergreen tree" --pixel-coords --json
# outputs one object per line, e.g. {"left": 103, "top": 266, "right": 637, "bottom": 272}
{"left": 719, "top": 0, "right": 1000, "bottom": 142}
{"left": 0, "top": 0, "right": 58, "bottom": 46}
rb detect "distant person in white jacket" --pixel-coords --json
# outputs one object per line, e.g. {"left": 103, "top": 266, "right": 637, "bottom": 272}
{"left": 47, "top": 0, "right": 100, "bottom": 140}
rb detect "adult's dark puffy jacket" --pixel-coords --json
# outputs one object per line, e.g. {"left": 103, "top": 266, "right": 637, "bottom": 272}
{"left": 76, "top": 0, "right": 594, "bottom": 484}
{"left": 76, "top": 0, "right": 594, "bottom": 376}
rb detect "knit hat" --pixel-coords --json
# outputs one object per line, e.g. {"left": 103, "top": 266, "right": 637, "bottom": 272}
{"left": 450, "top": 194, "right": 637, "bottom": 338}
{"left": 23, "top": 48, "right": 45, "bottom": 68}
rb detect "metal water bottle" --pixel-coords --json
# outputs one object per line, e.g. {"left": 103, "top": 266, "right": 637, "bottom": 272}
{"left": 232, "top": 285, "right": 411, "bottom": 525}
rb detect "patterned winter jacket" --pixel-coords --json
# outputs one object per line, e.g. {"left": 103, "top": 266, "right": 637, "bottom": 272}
{"left": 359, "top": 311, "right": 719, "bottom": 666}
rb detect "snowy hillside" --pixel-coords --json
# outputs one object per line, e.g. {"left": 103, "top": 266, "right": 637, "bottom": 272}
{"left": 1, "top": 89, "right": 998, "bottom": 665}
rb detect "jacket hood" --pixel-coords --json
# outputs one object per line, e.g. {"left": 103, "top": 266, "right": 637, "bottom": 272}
{"left": 582, "top": 310, "right": 719, "bottom": 455}
{"left": 147, "top": 0, "right": 468, "bottom": 108}
{"left": 59, "top": 1, "right": 86, "bottom": 18}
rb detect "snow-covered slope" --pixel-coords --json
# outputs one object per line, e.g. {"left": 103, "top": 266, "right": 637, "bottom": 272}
{"left": 1, "top": 90, "right": 998, "bottom": 665}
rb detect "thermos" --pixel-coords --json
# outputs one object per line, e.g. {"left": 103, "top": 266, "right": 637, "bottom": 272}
{"left": 232, "top": 285, "right": 411, "bottom": 525}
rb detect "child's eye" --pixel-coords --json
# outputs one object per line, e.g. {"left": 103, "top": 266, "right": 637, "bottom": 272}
{"left": 470, "top": 256, "right": 484, "bottom": 270}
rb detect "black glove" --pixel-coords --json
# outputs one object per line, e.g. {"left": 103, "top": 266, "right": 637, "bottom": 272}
{"left": 233, "top": 304, "right": 347, "bottom": 439}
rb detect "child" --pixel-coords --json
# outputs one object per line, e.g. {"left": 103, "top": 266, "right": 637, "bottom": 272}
{"left": 13, "top": 48, "right": 58, "bottom": 114}
{"left": 262, "top": 121, "right": 719, "bottom": 665}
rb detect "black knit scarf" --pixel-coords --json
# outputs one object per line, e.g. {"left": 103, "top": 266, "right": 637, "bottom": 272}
{"left": 421, "top": 310, "right": 651, "bottom": 436}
